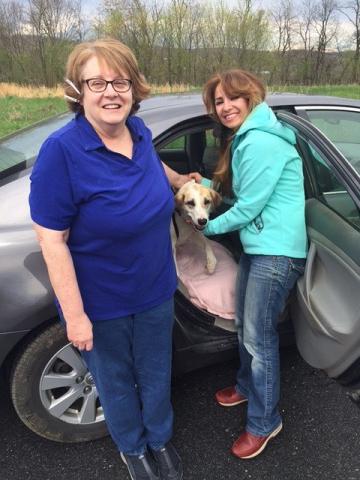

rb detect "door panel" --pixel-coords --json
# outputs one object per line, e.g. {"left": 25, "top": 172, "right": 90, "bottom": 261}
{"left": 277, "top": 112, "right": 360, "bottom": 380}
{"left": 293, "top": 199, "right": 360, "bottom": 377}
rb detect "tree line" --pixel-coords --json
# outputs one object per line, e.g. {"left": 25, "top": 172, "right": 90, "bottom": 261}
{"left": 0, "top": 0, "right": 359, "bottom": 88}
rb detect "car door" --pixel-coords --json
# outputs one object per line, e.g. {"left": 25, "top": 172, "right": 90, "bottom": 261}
{"left": 277, "top": 111, "right": 360, "bottom": 384}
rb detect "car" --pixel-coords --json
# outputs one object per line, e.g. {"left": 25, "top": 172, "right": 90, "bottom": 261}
{"left": 1, "top": 93, "right": 360, "bottom": 443}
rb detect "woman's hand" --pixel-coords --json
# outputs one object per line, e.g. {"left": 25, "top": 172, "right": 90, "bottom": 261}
{"left": 162, "top": 162, "right": 192, "bottom": 190}
{"left": 66, "top": 313, "right": 93, "bottom": 351}
{"left": 173, "top": 173, "right": 191, "bottom": 189}
{"left": 188, "top": 172, "right": 203, "bottom": 183}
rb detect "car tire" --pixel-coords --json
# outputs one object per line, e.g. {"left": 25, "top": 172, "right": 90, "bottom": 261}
{"left": 10, "top": 322, "right": 108, "bottom": 443}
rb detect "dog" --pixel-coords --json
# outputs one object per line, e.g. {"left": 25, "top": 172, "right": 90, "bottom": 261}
{"left": 171, "top": 180, "right": 221, "bottom": 274}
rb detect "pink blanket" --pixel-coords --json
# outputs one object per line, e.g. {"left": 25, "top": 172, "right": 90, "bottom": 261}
{"left": 176, "top": 239, "right": 237, "bottom": 320}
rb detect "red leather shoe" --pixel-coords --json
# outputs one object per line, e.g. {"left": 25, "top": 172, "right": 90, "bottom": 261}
{"left": 215, "top": 386, "right": 248, "bottom": 407}
{"left": 231, "top": 423, "right": 283, "bottom": 459}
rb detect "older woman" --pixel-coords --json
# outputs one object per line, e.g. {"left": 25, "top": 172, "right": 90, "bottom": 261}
{"left": 29, "top": 38, "right": 184, "bottom": 480}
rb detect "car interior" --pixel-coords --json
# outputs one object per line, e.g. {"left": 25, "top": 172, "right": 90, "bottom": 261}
{"left": 158, "top": 124, "right": 244, "bottom": 333}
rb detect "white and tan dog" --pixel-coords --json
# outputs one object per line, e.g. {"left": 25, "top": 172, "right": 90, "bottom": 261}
{"left": 171, "top": 180, "right": 221, "bottom": 274}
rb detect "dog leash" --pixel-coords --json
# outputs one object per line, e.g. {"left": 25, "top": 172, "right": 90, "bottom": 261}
{"left": 172, "top": 212, "right": 180, "bottom": 239}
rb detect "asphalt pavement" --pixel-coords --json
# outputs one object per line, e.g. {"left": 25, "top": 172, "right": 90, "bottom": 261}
{"left": 1, "top": 347, "right": 360, "bottom": 480}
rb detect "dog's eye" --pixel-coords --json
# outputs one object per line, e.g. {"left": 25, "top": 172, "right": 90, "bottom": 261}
{"left": 185, "top": 200, "right": 195, "bottom": 207}
{"left": 204, "top": 199, "right": 211, "bottom": 205}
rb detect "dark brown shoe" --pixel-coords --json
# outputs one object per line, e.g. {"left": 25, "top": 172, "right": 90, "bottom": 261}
{"left": 231, "top": 423, "right": 283, "bottom": 459}
{"left": 215, "top": 386, "right": 248, "bottom": 407}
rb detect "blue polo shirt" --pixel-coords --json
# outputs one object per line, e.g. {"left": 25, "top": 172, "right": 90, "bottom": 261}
{"left": 29, "top": 114, "right": 177, "bottom": 321}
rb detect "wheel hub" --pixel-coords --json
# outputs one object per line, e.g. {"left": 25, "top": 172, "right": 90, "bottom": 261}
{"left": 39, "top": 343, "right": 104, "bottom": 425}
{"left": 85, "top": 372, "right": 95, "bottom": 386}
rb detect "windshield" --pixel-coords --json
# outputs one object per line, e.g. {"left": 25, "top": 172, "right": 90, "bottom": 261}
{"left": 0, "top": 113, "right": 73, "bottom": 180}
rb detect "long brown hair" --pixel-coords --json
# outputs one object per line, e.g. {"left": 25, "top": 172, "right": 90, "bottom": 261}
{"left": 203, "top": 69, "right": 266, "bottom": 196}
{"left": 64, "top": 38, "right": 150, "bottom": 115}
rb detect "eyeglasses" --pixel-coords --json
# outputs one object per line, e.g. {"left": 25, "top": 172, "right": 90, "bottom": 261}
{"left": 84, "top": 78, "right": 132, "bottom": 93}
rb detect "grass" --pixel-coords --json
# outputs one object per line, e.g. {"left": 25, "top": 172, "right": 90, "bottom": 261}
{"left": 1, "top": 82, "right": 359, "bottom": 138}
{"left": 0, "top": 96, "right": 67, "bottom": 138}
{"left": 0, "top": 82, "right": 198, "bottom": 138}
{"left": 271, "top": 84, "right": 360, "bottom": 99}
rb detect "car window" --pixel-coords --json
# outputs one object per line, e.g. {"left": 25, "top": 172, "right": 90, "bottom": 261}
{"left": 157, "top": 126, "right": 219, "bottom": 176}
{"left": 157, "top": 133, "right": 190, "bottom": 174}
{"left": 162, "top": 137, "right": 185, "bottom": 150}
{"left": 304, "top": 109, "right": 360, "bottom": 175}
{"left": 305, "top": 138, "right": 360, "bottom": 229}
{"left": 0, "top": 113, "right": 72, "bottom": 180}
{"left": 201, "top": 129, "right": 219, "bottom": 178}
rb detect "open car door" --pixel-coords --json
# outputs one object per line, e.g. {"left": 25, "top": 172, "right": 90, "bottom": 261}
{"left": 276, "top": 111, "right": 360, "bottom": 384}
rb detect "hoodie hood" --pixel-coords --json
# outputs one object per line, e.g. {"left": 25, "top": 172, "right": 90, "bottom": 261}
{"left": 234, "top": 102, "right": 296, "bottom": 145}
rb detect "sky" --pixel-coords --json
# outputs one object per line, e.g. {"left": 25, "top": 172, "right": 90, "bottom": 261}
{"left": 17, "top": 0, "right": 354, "bottom": 48}
{"left": 83, "top": 0, "right": 100, "bottom": 17}
{"left": 81, "top": 0, "right": 353, "bottom": 48}
{"left": 81, "top": 0, "right": 282, "bottom": 16}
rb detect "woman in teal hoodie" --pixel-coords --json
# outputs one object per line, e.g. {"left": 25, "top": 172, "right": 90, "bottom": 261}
{"left": 193, "top": 70, "right": 307, "bottom": 459}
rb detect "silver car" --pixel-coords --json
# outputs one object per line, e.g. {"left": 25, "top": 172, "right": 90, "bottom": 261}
{"left": 1, "top": 94, "right": 359, "bottom": 443}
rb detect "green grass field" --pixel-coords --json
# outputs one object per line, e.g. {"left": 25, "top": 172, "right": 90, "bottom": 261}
{"left": 1, "top": 84, "right": 359, "bottom": 139}
{"left": 271, "top": 84, "right": 360, "bottom": 99}
{"left": 0, "top": 97, "right": 67, "bottom": 139}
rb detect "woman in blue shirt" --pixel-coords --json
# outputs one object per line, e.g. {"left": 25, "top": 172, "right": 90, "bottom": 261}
{"left": 192, "top": 69, "right": 307, "bottom": 459}
{"left": 29, "top": 39, "right": 184, "bottom": 480}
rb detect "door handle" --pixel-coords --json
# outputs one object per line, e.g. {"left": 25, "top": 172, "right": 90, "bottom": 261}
{"left": 304, "top": 242, "right": 316, "bottom": 304}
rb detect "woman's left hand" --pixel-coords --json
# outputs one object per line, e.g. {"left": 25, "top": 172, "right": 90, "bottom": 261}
{"left": 162, "top": 162, "right": 191, "bottom": 190}
{"left": 173, "top": 173, "right": 191, "bottom": 189}
{"left": 188, "top": 172, "right": 203, "bottom": 183}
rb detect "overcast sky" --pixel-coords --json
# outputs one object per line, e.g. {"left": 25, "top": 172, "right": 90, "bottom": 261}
{"left": 82, "top": 0, "right": 100, "bottom": 17}
{"left": 81, "top": 0, "right": 281, "bottom": 17}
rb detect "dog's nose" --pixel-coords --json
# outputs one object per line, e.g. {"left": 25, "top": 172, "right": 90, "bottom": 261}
{"left": 198, "top": 218, "right": 207, "bottom": 226}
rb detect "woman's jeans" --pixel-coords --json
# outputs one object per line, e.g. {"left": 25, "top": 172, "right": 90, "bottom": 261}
{"left": 235, "top": 254, "right": 305, "bottom": 436}
{"left": 81, "top": 298, "right": 174, "bottom": 455}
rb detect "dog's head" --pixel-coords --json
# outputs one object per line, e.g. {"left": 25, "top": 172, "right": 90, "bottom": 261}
{"left": 175, "top": 180, "right": 221, "bottom": 231}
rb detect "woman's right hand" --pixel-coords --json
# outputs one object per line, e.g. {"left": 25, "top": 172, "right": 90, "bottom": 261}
{"left": 66, "top": 313, "right": 93, "bottom": 351}
{"left": 188, "top": 172, "right": 203, "bottom": 183}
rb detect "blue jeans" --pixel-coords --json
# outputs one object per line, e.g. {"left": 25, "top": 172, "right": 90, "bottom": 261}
{"left": 235, "top": 254, "right": 305, "bottom": 436}
{"left": 81, "top": 298, "right": 174, "bottom": 455}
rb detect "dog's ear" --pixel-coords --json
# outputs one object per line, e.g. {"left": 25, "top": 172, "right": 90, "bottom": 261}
{"left": 209, "top": 189, "right": 222, "bottom": 209}
{"left": 174, "top": 191, "right": 185, "bottom": 207}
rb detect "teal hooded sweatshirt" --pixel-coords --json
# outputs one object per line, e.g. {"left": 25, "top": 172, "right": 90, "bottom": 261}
{"left": 203, "top": 102, "right": 307, "bottom": 258}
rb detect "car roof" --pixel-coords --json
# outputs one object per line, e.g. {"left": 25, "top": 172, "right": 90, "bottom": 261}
{"left": 138, "top": 93, "right": 360, "bottom": 137}
{"left": 140, "top": 92, "right": 360, "bottom": 110}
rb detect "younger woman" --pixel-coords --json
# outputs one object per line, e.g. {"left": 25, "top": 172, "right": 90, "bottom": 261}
{"left": 193, "top": 69, "right": 307, "bottom": 459}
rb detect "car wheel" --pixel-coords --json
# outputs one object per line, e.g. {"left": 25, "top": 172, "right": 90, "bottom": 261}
{"left": 10, "top": 322, "right": 108, "bottom": 443}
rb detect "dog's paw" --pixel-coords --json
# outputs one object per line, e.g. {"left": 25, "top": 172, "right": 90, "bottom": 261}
{"left": 206, "top": 259, "right": 216, "bottom": 274}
